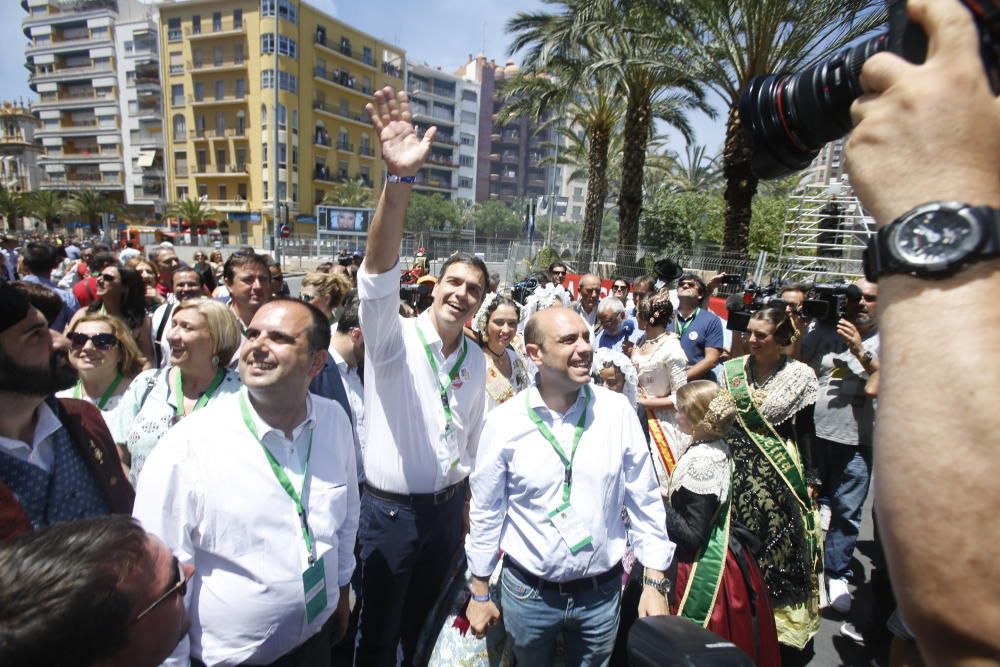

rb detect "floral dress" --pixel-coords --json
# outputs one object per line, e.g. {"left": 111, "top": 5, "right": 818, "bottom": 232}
{"left": 484, "top": 347, "right": 530, "bottom": 412}
{"left": 631, "top": 333, "right": 689, "bottom": 485}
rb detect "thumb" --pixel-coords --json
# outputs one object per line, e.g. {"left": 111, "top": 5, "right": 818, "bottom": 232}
{"left": 423, "top": 125, "right": 438, "bottom": 148}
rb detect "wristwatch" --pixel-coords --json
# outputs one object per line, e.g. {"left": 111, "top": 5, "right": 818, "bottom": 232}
{"left": 864, "top": 202, "right": 1000, "bottom": 281}
{"left": 642, "top": 575, "right": 670, "bottom": 595}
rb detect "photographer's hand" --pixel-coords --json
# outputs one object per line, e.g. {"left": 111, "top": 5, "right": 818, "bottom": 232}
{"left": 846, "top": 0, "right": 1000, "bottom": 226}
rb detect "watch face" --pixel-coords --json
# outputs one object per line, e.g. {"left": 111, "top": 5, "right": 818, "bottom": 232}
{"left": 892, "top": 208, "right": 983, "bottom": 269}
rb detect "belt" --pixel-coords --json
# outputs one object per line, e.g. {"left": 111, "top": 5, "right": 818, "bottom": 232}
{"left": 505, "top": 557, "right": 624, "bottom": 596}
{"left": 363, "top": 479, "right": 465, "bottom": 506}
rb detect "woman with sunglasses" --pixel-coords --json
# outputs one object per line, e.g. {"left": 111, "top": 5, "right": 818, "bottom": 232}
{"left": 110, "top": 298, "right": 243, "bottom": 482}
{"left": 299, "top": 271, "right": 351, "bottom": 327}
{"left": 71, "top": 263, "right": 156, "bottom": 371}
{"left": 56, "top": 313, "right": 146, "bottom": 428}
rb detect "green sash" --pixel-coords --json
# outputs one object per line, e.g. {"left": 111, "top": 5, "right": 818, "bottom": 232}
{"left": 723, "top": 357, "right": 820, "bottom": 570}
{"left": 677, "top": 462, "right": 732, "bottom": 627}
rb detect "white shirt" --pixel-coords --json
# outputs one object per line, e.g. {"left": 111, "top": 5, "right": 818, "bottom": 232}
{"left": 466, "top": 384, "right": 674, "bottom": 582}
{"left": 0, "top": 402, "right": 63, "bottom": 472}
{"left": 329, "top": 345, "right": 366, "bottom": 481}
{"left": 357, "top": 259, "right": 486, "bottom": 494}
{"left": 133, "top": 389, "right": 360, "bottom": 667}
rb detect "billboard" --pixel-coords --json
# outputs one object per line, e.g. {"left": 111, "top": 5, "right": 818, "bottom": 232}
{"left": 316, "top": 205, "right": 372, "bottom": 235}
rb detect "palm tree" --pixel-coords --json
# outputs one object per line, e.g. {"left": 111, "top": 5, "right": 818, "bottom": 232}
{"left": 657, "top": 0, "right": 884, "bottom": 252}
{"left": 662, "top": 143, "right": 723, "bottom": 193}
{"left": 166, "top": 198, "right": 220, "bottom": 235}
{"left": 65, "top": 189, "right": 121, "bottom": 236}
{"left": 26, "top": 190, "right": 64, "bottom": 232}
{"left": 321, "top": 179, "right": 375, "bottom": 209}
{"left": 0, "top": 187, "right": 28, "bottom": 232}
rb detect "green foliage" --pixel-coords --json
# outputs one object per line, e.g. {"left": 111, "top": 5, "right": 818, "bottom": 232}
{"left": 640, "top": 189, "right": 724, "bottom": 254}
{"left": 166, "top": 198, "right": 220, "bottom": 228}
{"left": 472, "top": 200, "right": 522, "bottom": 239}
{"left": 747, "top": 193, "right": 791, "bottom": 255}
{"left": 532, "top": 246, "right": 562, "bottom": 270}
{"left": 322, "top": 180, "right": 375, "bottom": 209}
{"left": 65, "top": 189, "right": 121, "bottom": 234}
{"left": 0, "top": 187, "right": 28, "bottom": 231}
{"left": 404, "top": 193, "right": 461, "bottom": 232}
{"left": 26, "top": 191, "right": 64, "bottom": 231}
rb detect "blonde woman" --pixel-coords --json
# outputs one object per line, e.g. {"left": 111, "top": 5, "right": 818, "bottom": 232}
{"left": 56, "top": 313, "right": 146, "bottom": 427}
{"left": 110, "top": 298, "right": 243, "bottom": 481}
{"left": 299, "top": 271, "right": 352, "bottom": 326}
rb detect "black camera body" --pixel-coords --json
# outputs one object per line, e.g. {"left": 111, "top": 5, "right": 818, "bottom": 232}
{"left": 802, "top": 282, "right": 863, "bottom": 322}
{"left": 725, "top": 284, "right": 785, "bottom": 333}
{"left": 740, "top": 0, "right": 1000, "bottom": 179}
{"left": 399, "top": 283, "right": 431, "bottom": 308}
{"left": 511, "top": 277, "right": 540, "bottom": 305}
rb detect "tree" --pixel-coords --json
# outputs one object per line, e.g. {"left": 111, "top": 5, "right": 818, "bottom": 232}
{"left": 0, "top": 187, "right": 28, "bottom": 232}
{"left": 472, "top": 200, "right": 522, "bottom": 239}
{"left": 26, "top": 190, "right": 64, "bottom": 232}
{"left": 641, "top": 187, "right": 724, "bottom": 254}
{"left": 166, "top": 198, "right": 220, "bottom": 234}
{"left": 403, "top": 193, "right": 461, "bottom": 232}
{"left": 321, "top": 179, "right": 375, "bottom": 209}
{"left": 65, "top": 189, "right": 121, "bottom": 235}
{"left": 662, "top": 143, "right": 723, "bottom": 193}
{"left": 658, "top": 0, "right": 884, "bottom": 252}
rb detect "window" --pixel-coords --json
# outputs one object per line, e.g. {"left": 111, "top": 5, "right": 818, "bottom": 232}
{"left": 459, "top": 155, "right": 474, "bottom": 168}
{"left": 167, "top": 18, "right": 181, "bottom": 41}
{"left": 194, "top": 82, "right": 205, "bottom": 102}
{"left": 261, "top": 69, "right": 297, "bottom": 93}
{"left": 461, "top": 133, "right": 475, "bottom": 146}
{"left": 362, "top": 46, "right": 373, "bottom": 65}
{"left": 460, "top": 110, "right": 477, "bottom": 124}
{"left": 573, "top": 187, "right": 583, "bottom": 199}
{"left": 277, "top": 104, "right": 286, "bottom": 130}
{"left": 291, "top": 110, "right": 298, "bottom": 133}
{"left": 214, "top": 46, "right": 223, "bottom": 66}
{"left": 234, "top": 43, "right": 244, "bottom": 64}
{"left": 459, "top": 177, "right": 473, "bottom": 188}
{"left": 191, "top": 15, "right": 201, "bottom": 35}
{"left": 216, "top": 112, "right": 225, "bottom": 135}
{"left": 292, "top": 146, "right": 298, "bottom": 167}
{"left": 262, "top": 34, "right": 297, "bottom": 58}
{"left": 171, "top": 84, "right": 184, "bottom": 107}
{"left": 169, "top": 51, "right": 183, "bottom": 75}
{"left": 233, "top": 9, "right": 243, "bottom": 29}
{"left": 173, "top": 114, "right": 186, "bottom": 140}
{"left": 216, "top": 148, "right": 226, "bottom": 169}
{"left": 262, "top": 144, "right": 267, "bottom": 164}
{"left": 219, "top": 184, "right": 227, "bottom": 200}
{"left": 214, "top": 80, "right": 224, "bottom": 100}
{"left": 212, "top": 12, "right": 222, "bottom": 32}
{"left": 261, "top": 0, "right": 296, "bottom": 24}
{"left": 292, "top": 183, "right": 298, "bottom": 203}
{"left": 235, "top": 79, "right": 246, "bottom": 99}
{"left": 572, "top": 206, "right": 582, "bottom": 219}
{"left": 462, "top": 90, "right": 478, "bottom": 103}
{"left": 261, "top": 69, "right": 275, "bottom": 89}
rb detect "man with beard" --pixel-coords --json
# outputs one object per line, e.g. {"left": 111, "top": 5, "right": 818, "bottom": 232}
{"left": 0, "top": 282, "right": 133, "bottom": 540}
{"left": 353, "top": 87, "right": 487, "bottom": 666}
{"left": 798, "top": 278, "right": 879, "bottom": 614}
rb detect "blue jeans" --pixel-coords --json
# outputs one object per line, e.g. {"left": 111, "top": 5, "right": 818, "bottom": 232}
{"left": 499, "top": 565, "right": 622, "bottom": 666}
{"left": 821, "top": 441, "right": 873, "bottom": 579}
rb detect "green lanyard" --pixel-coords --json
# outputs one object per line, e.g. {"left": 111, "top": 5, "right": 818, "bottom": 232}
{"left": 72, "top": 372, "right": 124, "bottom": 410}
{"left": 173, "top": 367, "right": 226, "bottom": 417}
{"left": 414, "top": 322, "right": 468, "bottom": 428}
{"left": 239, "top": 392, "right": 317, "bottom": 563}
{"left": 676, "top": 308, "right": 700, "bottom": 337}
{"left": 525, "top": 386, "right": 591, "bottom": 503}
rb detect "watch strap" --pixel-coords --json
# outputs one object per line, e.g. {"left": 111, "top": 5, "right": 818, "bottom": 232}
{"left": 641, "top": 575, "right": 670, "bottom": 595}
{"left": 387, "top": 174, "right": 416, "bottom": 184}
{"left": 470, "top": 591, "right": 491, "bottom": 603}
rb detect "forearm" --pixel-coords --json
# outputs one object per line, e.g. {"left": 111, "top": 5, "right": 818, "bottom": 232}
{"left": 365, "top": 183, "right": 412, "bottom": 273}
{"left": 638, "top": 395, "right": 675, "bottom": 410}
{"left": 686, "top": 351, "right": 720, "bottom": 381}
{"left": 876, "top": 266, "right": 1000, "bottom": 661}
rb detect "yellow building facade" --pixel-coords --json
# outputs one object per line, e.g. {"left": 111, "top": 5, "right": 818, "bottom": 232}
{"left": 158, "top": 0, "right": 404, "bottom": 243}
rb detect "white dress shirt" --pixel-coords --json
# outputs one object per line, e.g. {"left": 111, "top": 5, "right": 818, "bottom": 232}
{"left": 133, "top": 389, "right": 360, "bottom": 667}
{"left": 357, "top": 259, "right": 486, "bottom": 494}
{"left": 466, "top": 384, "right": 674, "bottom": 582}
{"left": 0, "top": 402, "right": 63, "bottom": 472}
{"left": 329, "top": 345, "right": 366, "bottom": 481}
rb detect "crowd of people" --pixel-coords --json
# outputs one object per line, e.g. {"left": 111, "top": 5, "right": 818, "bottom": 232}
{"left": 0, "top": 2, "right": 997, "bottom": 663}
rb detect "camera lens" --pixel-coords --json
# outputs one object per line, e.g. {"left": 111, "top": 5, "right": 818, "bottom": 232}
{"left": 738, "top": 33, "right": 888, "bottom": 179}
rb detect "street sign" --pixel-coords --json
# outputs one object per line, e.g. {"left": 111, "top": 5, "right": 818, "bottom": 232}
{"left": 280, "top": 224, "right": 291, "bottom": 238}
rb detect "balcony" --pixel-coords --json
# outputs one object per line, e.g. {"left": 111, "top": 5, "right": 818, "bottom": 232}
{"left": 184, "top": 22, "right": 246, "bottom": 40}
{"left": 31, "top": 62, "right": 115, "bottom": 84}
{"left": 358, "top": 145, "right": 374, "bottom": 158}
{"left": 43, "top": 149, "right": 119, "bottom": 163}
{"left": 311, "top": 100, "right": 368, "bottom": 126}
{"left": 189, "top": 94, "right": 248, "bottom": 107}
{"left": 497, "top": 132, "right": 520, "bottom": 145}
{"left": 337, "top": 140, "right": 354, "bottom": 153}
{"left": 202, "top": 198, "right": 250, "bottom": 212}
{"left": 426, "top": 155, "right": 457, "bottom": 169}
{"left": 41, "top": 174, "right": 124, "bottom": 190}
{"left": 313, "top": 165, "right": 342, "bottom": 183}
{"left": 37, "top": 122, "right": 117, "bottom": 138}
{"left": 413, "top": 176, "right": 452, "bottom": 192}
{"left": 501, "top": 172, "right": 518, "bottom": 183}
{"left": 191, "top": 128, "right": 249, "bottom": 141}
{"left": 191, "top": 164, "right": 249, "bottom": 177}
{"left": 22, "top": 4, "right": 118, "bottom": 34}
{"left": 410, "top": 81, "right": 456, "bottom": 102}
{"left": 382, "top": 61, "right": 402, "bottom": 78}
{"left": 26, "top": 33, "right": 112, "bottom": 56}
{"left": 314, "top": 134, "right": 332, "bottom": 148}
{"left": 411, "top": 106, "right": 455, "bottom": 126}
{"left": 489, "top": 153, "right": 499, "bottom": 162}
{"left": 33, "top": 91, "right": 117, "bottom": 109}
{"left": 188, "top": 59, "right": 247, "bottom": 74}
{"left": 0, "top": 131, "right": 34, "bottom": 147}
{"left": 313, "top": 35, "right": 376, "bottom": 70}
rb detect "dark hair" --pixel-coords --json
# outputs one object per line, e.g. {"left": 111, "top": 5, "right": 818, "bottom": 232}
{"left": 678, "top": 272, "right": 707, "bottom": 299}
{"left": 23, "top": 242, "right": 58, "bottom": 275}
{"left": 11, "top": 281, "right": 63, "bottom": 326}
{"left": 271, "top": 297, "right": 331, "bottom": 352}
{"left": 88, "top": 251, "right": 119, "bottom": 274}
{"left": 172, "top": 266, "right": 203, "bottom": 286}
{"left": 336, "top": 303, "right": 360, "bottom": 334}
{"left": 529, "top": 269, "right": 554, "bottom": 286}
{"left": 0, "top": 516, "right": 148, "bottom": 666}
{"left": 750, "top": 307, "right": 797, "bottom": 345}
{"left": 89, "top": 265, "right": 147, "bottom": 330}
{"left": 439, "top": 252, "right": 489, "bottom": 294}
{"left": 477, "top": 295, "right": 520, "bottom": 346}
{"left": 633, "top": 274, "right": 657, "bottom": 291}
{"left": 611, "top": 275, "right": 630, "bottom": 288}
{"left": 223, "top": 252, "right": 270, "bottom": 284}
{"left": 548, "top": 261, "right": 567, "bottom": 273}
{"left": 777, "top": 282, "right": 807, "bottom": 298}
{"left": 638, "top": 288, "right": 674, "bottom": 327}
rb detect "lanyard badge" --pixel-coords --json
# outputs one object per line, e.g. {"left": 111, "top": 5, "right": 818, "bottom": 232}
{"left": 415, "top": 322, "right": 468, "bottom": 475}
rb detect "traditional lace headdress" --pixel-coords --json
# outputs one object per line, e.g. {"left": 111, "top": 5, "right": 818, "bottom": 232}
{"left": 471, "top": 292, "right": 500, "bottom": 335}
{"left": 519, "top": 282, "right": 572, "bottom": 325}
{"left": 696, "top": 390, "right": 737, "bottom": 437}
{"left": 591, "top": 347, "right": 639, "bottom": 407}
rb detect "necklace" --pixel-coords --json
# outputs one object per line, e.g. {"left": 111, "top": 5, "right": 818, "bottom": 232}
{"left": 642, "top": 330, "right": 669, "bottom": 348}
{"left": 749, "top": 355, "right": 786, "bottom": 388}
{"left": 485, "top": 343, "right": 506, "bottom": 358}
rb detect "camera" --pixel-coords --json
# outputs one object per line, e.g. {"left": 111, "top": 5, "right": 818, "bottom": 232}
{"left": 739, "top": 0, "right": 1000, "bottom": 179}
{"left": 801, "top": 282, "right": 862, "bottom": 322}
{"left": 511, "top": 277, "right": 540, "bottom": 305}
{"left": 399, "top": 283, "right": 432, "bottom": 309}
{"left": 725, "top": 283, "right": 785, "bottom": 333}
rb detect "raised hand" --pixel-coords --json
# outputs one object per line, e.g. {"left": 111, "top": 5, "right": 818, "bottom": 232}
{"left": 365, "top": 86, "right": 436, "bottom": 178}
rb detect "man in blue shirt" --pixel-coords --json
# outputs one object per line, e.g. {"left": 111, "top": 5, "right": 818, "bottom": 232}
{"left": 670, "top": 272, "right": 724, "bottom": 381}
{"left": 19, "top": 243, "right": 78, "bottom": 332}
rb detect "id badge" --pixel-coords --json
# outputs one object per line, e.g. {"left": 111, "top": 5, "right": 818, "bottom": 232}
{"left": 303, "top": 556, "right": 328, "bottom": 624}
{"left": 438, "top": 424, "right": 461, "bottom": 474}
{"left": 548, "top": 502, "right": 594, "bottom": 554}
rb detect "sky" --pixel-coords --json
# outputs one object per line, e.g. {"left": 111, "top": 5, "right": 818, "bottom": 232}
{"left": 0, "top": 0, "right": 727, "bottom": 153}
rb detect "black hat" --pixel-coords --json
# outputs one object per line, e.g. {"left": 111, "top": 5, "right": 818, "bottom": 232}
{"left": 0, "top": 282, "right": 31, "bottom": 333}
{"left": 653, "top": 257, "right": 683, "bottom": 283}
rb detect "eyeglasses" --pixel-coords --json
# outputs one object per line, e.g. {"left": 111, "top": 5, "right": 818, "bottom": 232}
{"left": 612, "top": 284, "right": 628, "bottom": 291}
{"left": 95, "top": 273, "right": 117, "bottom": 283}
{"left": 134, "top": 557, "right": 192, "bottom": 623}
{"left": 68, "top": 332, "right": 118, "bottom": 351}
{"left": 300, "top": 293, "right": 314, "bottom": 303}
{"left": 552, "top": 270, "right": 566, "bottom": 276}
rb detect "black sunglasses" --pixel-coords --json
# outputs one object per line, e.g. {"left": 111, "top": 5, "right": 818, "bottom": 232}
{"left": 134, "top": 557, "right": 192, "bottom": 622}
{"left": 68, "top": 332, "right": 118, "bottom": 351}
{"left": 96, "top": 272, "right": 117, "bottom": 283}
{"left": 613, "top": 284, "right": 628, "bottom": 291}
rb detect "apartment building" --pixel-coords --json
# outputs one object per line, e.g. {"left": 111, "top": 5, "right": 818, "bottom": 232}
{"left": 405, "top": 61, "right": 480, "bottom": 201}
{"left": 159, "top": 0, "right": 404, "bottom": 244}
{"left": 0, "top": 100, "right": 43, "bottom": 193}
{"left": 458, "top": 55, "right": 553, "bottom": 206}
{"left": 23, "top": 0, "right": 160, "bottom": 207}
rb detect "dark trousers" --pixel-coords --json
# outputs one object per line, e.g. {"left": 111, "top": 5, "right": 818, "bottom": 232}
{"left": 191, "top": 620, "right": 332, "bottom": 667}
{"left": 353, "top": 488, "right": 464, "bottom": 666}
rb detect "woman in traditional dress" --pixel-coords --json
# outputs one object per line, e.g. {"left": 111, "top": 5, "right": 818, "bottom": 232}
{"left": 472, "top": 293, "right": 529, "bottom": 411}
{"left": 631, "top": 289, "right": 689, "bottom": 485}
{"left": 591, "top": 347, "right": 638, "bottom": 408}
{"left": 667, "top": 380, "right": 781, "bottom": 666}
{"left": 56, "top": 313, "right": 146, "bottom": 432}
{"left": 721, "top": 307, "right": 821, "bottom": 661}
